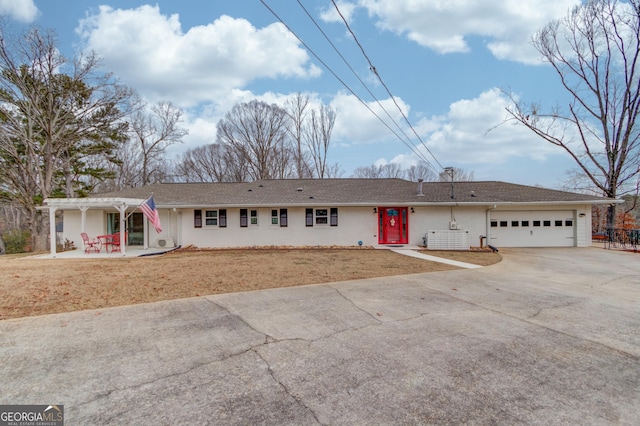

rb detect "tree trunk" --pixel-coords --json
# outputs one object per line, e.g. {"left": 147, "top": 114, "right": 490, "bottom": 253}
{"left": 28, "top": 209, "right": 48, "bottom": 252}
{"left": 606, "top": 204, "right": 616, "bottom": 234}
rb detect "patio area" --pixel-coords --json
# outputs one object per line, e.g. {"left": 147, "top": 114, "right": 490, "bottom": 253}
{"left": 35, "top": 245, "right": 177, "bottom": 259}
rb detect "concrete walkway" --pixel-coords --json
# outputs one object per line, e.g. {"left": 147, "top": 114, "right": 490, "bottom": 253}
{"left": 1, "top": 247, "right": 639, "bottom": 424}
{"left": 391, "top": 248, "right": 483, "bottom": 268}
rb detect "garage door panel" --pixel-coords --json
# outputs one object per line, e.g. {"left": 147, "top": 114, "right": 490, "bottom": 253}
{"left": 490, "top": 211, "right": 575, "bottom": 247}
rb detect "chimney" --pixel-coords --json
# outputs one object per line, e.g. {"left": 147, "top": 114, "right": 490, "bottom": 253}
{"left": 417, "top": 178, "right": 425, "bottom": 196}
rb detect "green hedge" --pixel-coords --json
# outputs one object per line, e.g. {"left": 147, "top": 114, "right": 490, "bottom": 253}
{"left": 2, "top": 229, "right": 30, "bottom": 254}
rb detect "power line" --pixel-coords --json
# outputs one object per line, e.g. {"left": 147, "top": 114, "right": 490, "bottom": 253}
{"left": 258, "top": 0, "right": 438, "bottom": 170}
{"left": 294, "top": 0, "right": 436, "bottom": 170}
{"left": 330, "top": 0, "right": 445, "bottom": 171}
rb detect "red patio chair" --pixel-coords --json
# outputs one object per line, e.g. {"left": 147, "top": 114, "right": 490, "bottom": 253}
{"left": 80, "top": 232, "right": 101, "bottom": 254}
{"left": 108, "top": 233, "right": 121, "bottom": 253}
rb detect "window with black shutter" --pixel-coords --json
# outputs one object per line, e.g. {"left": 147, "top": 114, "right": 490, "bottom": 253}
{"left": 240, "top": 209, "right": 248, "bottom": 227}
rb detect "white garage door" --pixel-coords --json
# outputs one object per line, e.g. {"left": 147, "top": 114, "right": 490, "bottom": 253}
{"left": 489, "top": 211, "right": 576, "bottom": 247}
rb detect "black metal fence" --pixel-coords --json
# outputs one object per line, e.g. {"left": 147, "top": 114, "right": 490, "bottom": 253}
{"left": 594, "top": 228, "right": 640, "bottom": 251}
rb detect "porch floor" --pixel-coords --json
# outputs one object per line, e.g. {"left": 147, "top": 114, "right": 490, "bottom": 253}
{"left": 36, "top": 246, "right": 177, "bottom": 259}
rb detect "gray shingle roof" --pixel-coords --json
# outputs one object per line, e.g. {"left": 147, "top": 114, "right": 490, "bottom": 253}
{"left": 96, "top": 179, "right": 612, "bottom": 207}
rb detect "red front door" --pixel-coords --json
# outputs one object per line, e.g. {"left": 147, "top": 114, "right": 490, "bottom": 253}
{"left": 378, "top": 207, "right": 408, "bottom": 244}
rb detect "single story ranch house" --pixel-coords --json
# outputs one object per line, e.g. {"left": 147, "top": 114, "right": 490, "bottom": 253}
{"left": 43, "top": 178, "right": 618, "bottom": 256}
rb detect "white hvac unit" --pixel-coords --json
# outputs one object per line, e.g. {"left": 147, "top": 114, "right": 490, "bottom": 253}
{"left": 156, "top": 237, "right": 175, "bottom": 248}
{"left": 426, "top": 230, "right": 470, "bottom": 250}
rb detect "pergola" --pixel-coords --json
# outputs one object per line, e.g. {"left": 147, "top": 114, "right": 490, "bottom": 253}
{"left": 42, "top": 197, "right": 146, "bottom": 257}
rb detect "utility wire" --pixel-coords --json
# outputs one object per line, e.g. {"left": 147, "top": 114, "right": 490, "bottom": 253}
{"left": 258, "top": 0, "right": 437, "bottom": 170}
{"left": 330, "top": 0, "right": 445, "bottom": 171}
{"left": 294, "top": 0, "right": 436, "bottom": 170}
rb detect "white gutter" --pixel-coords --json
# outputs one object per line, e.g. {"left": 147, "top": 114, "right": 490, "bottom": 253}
{"left": 156, "top": 199, "right": 621, "bottom": 209}
{"left": 43, "top": 197, "right": 147, "bottom": 208}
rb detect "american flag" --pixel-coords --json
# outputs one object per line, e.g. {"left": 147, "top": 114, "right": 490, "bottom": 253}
{"left": 140, "top": 196, "right": 162, "bottom": 233}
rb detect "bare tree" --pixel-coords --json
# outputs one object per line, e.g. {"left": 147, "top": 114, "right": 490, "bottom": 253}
{"left": 504, "top": 0, "right": 640, "bottom": 231}
{"left": 325, "top": 162, "right": 345, "bottom": 178}
{"left": 128, "top": 100, "right": 187, "bottom": 186}
{"left": 216, "top": 100, "right": 294, "bottom": 181}
{"left": 91, "top": 145, "right": 140, "bottom": 191}
{"left": 285, "top": 93, "right": 313, "bottom": 178}
{"left": 352, "top": 163, "right": 404, "bottom": 179}
{"left": 380, "top": 163, "right": 406, "bottom": 178}
{"left": 0, "top": 27, "right": 132, "bottom": 250}
{"left": 353, "top": 162, "right": 473, "bottom": 181}
{"left": 406, "top": 162, "right": 438, "bottom": 182}
{"left": 305, "top": 104, "right": 336, "bottom": 178}
{"left": 352, "top": 165, "right": 384, "bottom": 178}
{"left": 438, "top": 167, "right": 475, "bottom": 182}
{"left": 175, "top": 144, "right": 233, "bottom": 182}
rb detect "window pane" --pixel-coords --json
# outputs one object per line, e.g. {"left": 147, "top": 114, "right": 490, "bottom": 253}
{"left": 250, "top": 210, "right": 258, "bottom": 225}
{"left": 555, "top": 220, "right": 563, "bottom": 226}
{"left": 521, "top": 221, "right": 529, "bottom": 226}
{"left": 330, "top": 208, "right": 338, "bottom": 226}
{"left": 500, "top": 221, "right": 508, "bottom": 227}
{"left": 280, "top": 209, "right": 288, "bottom": 227}
{"left": 194, "top": 210, "right": 202, "bottom": 228}
{"left": 240, "top": 209, "right": 248, "bottom": 227}
{"left": 205, "top": 210, "right": 217, "bottom": 226}
{"left": 533, "top": 221, "right": 541, "bottom": 227}
{"left": 565, "top": 220, "right": 573, "bottom": 226}
{"left": 512, "top": 221, "right": 519, "bottom": 227}
{"left": 271, "top": 209, "right": 278, "bottom": 225}
{"left": 315, "top": 209, "right": 328, "bottom": 225}
{"left": 219, "top": 209, "right": 226, "bottom": 228}
{"left": 306, "top": 208, "right": 313, "bottom": 227}
{"left": 543, "top": 220, "right": 551, "bottom": 227}
{"left": 490, "top": 220, "right": 497, "bottom": 227}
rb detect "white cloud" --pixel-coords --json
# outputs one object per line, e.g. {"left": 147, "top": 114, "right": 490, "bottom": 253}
{"left": 320, "top": 1, "right": 358, "bottom": 24}
{"left": 330, "top": 92, "right": 410, "bottom": 145}
{"left": 363, "top": 89, "right": 563, "bottom": 171}
{"left": 353, "top": 0, "right": 580, "bottom": 64}
{"left": 76, "top": 5, "right": 321, "bottom": 107}
{"left": 419, "top": 88, "right": 559, "bottom": 164}
{"left": 0, "top": 0, "right": 38, "bottom": 22}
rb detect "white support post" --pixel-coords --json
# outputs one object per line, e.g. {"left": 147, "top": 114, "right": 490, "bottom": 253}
{"left": 48, "top": 206, "right": 58, "bottom": 256}
{"left": 79, "top": 206, "right": 89, "bottom": 232}
{"left": 115, "top": 204, "right": 128, "bottom": 256}
{"left": 143, "top": 215, "right": 148, "bottom": 250}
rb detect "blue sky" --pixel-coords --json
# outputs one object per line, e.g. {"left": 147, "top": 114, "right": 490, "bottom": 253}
{"left": 2, "top": 0, "right": 584, "bottom": 187}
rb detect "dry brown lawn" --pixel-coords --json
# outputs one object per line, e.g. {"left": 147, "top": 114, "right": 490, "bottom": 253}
{"left": 0, "top": 248, "right": 501, "bottom": 320}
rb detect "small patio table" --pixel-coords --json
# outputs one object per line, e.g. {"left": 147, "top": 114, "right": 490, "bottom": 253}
{"left": 97, "top": 234, "right": 116, "bottom": 253}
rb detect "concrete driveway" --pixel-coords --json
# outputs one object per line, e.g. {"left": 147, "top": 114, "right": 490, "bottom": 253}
{"left": 1, "top": 248, "right": 639, "bottom": 424}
